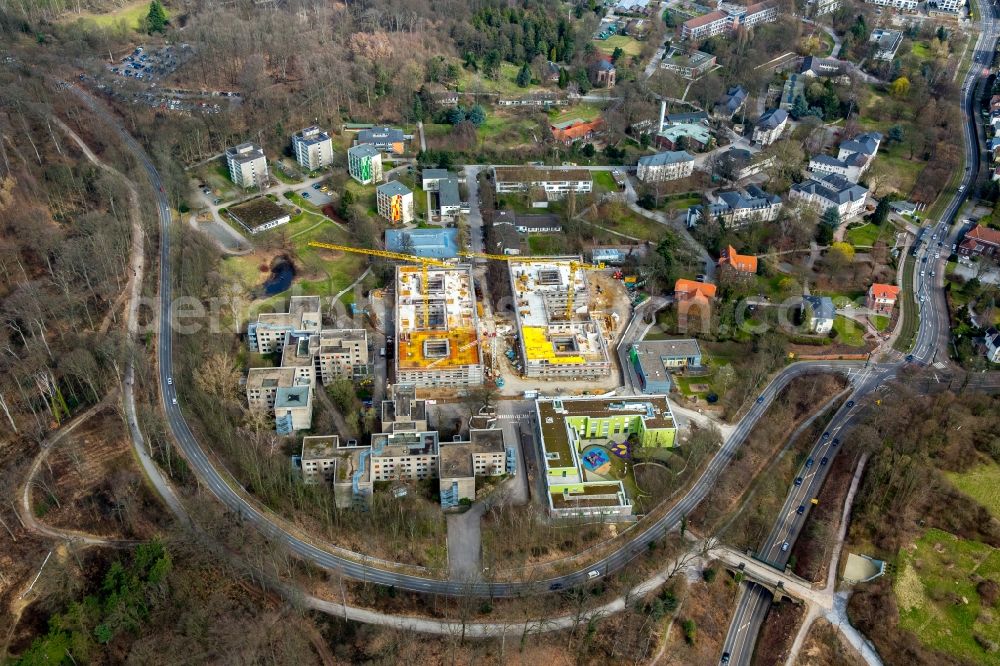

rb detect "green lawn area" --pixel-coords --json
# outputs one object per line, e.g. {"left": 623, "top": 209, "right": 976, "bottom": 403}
{"left": 594, "top": 35, "right": 643, "bottom": 57}
{"left": 870, "top": 314, "right": 890, "bottom": 332}
{"left": 845, "top": 222, "right": 890, "bottom": 247}
{"left": 911, "top": 41, "right": 933, "bottom": 61}
{"left": 833, "top": 315, "right": 866, "bottom": 347}
{"left": 475, "top": 113, "right": 539, "bottom": 148}
{"left": 592, "top": 170, "right": 616, "bottom": 192}
{"left": 59, "top": 0, "right": 149, "bottom": 29}
{"left": 895, "top": 528, "right": 1000, "bottom": 664}
{"left": 893, "top": 255, "right": 918, "bottom": 353}
{"left": 455, "top": 61, "right": 550, "bottom": 96}
{"left": 271, "top": 161, "right": 303, "bottom": 185}
{"left": 946, "top": 463, "right": 1000, "bottom": 518}
{"left": 194, "top": 162, "right": 240, "bottom": 203}
{"left": 527, "top": 234, "right": 567, "bottom": 255}
{"left": 549, "top": 104, "right": 603, "bottom": 124}
{"left": 585, "top": 205, "right": 666, "bottom": 242}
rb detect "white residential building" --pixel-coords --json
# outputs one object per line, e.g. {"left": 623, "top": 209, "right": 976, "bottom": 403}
{"left": 789, "top": 173, "right": 869, "bottom": 223}
{"left": 376, "top": 181, "right": 414, "bottom": 224}
{"left": 863, "top": 0, "right": 918, "bottom": 9}
{"left": 347, "top": 144, "right": 383, "bottom": 185}
{"left": 226, "top": 142, "right": 268, "bottom": 189}
{"left": 491, "top": 166, "right": 593, "bottom": 199}
{"left": 292, "top": 126, "right": 334, "bottom": 171}
{"left": 752, "top": 108, "right": 788, "bottom": 146}
{"left": 636, "top": 151, "right": 695, "bottom": 182}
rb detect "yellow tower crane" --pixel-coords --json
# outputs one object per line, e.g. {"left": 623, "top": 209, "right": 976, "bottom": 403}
{"left": 308, "top": 242, "right": 452, "bottom": 329}
{"left": 457, "top": 251, "right": 605, "bottom": 320}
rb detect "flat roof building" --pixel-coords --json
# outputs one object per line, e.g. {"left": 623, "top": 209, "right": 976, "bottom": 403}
{"left": 376, "top": 180, "right": 414, "bottom": 224}
{"left": 629, "top": 339, "right": 704, "bottom": 393}
{"left": 226, "top": 142, "right": 268, "bottom": 189}
{"left": 227, "top": 196, "right": 291, "bottom": 235}
{"left": 248, "top": 295, "right": 322, "bottom": 354}
{"left": 385, "top": 228, "right": 460, "bottom": 259}
{"left": 508, "top": 257, "right": 611, "bottom": 379}
{"left": 356, "top": 125, "right": 406, "bottom": 154}
{"left": 395, "top": 265, "right": 485, "bottom": 387}
{"left": 492, "top": 166, "right": 593, "bottom": 200}
{"left": 347, "top": 143, "right": 383, "bottom": 185}
{"left": 292, "top": 126, "right": 334, "bottom": 171}
{"left": 535, "top": 396, "right": 676, "bottom": 518}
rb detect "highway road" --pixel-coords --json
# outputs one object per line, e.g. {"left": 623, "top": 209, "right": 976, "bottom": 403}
{"left": 720, "top": 3, "right": 1000, "bottom": 662}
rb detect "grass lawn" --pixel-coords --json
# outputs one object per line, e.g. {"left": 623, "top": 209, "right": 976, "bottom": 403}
{"left": 946, "top": 463, "right": 1000, "bottom": 517}
{"left": 195, "top": 162, "right": 240, "bottom": 203}
{"left": 845, "top": 222, "right": 890, "bottom": 247}
{"left": 475, "top": 113, "right": 540, "bottom": 149}
{"left": 550, "top": 104, "right": 604, "bottom": 124}
{"left": 833, "top": 316, "right": 866, "bottom": 347}
{"left": 527, "top": 234, "right": 567, "bottom": 255}
{"left": 585, "top": 205, "right": 666, "bottom": 242}
{"left": 59, "top": 0, "right": 149, "bottom": 29}
{"left": 894, "top": 528, "right": 1000, "bottom": 664}
{"left": 893, "top": 255, "right": 918, "bottom": 352}
{"left": 594, "top": 35, "right": 643, "bottom": 57}
{"left": 455, "top": 61, "right": 550, "bottom": 96}
{"left": 911, "top": 41, "right": 933, "bottom": 61}
{"left": 592, "top": 170, "right": 617, "bottom": 192}
{"left": 870, "top": 314, "right": 890, "bottom": 332}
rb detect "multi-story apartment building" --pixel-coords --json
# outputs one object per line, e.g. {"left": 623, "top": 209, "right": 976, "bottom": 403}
{"left": 507, "top": 257, "right": 612, "bottom": 379}
{"left": 395, "top": 265, "right": 485, "bottom": 387}
{"left": 245, "top": 366, "right": 313, "bottom": 434}
{"left": 678, "top": 2, "right": 777, "bottom": 41}
{"left": 421, "top": 169, "right": 466, "bottom": 221}
{"left": 789, "top": 173, "right": 869, "bottom": 223}
{"left": 281, "top": 328, "right": 370, "bottom": 384}
{"left": 247, "top": 296, "right": 322, "bottom": 354}
{"left": 929, "top": 0, "right": 965, "bottom": 13}
{"left": 292, "top": 126, "right": 334, "bottom": 171}
{"left": 376, "top": 180, "right": 414, "bottom": 224}
{"left": 491, "top": 166, "right": 593, "bottom": 198}
{"left": 225, "top": 142, "right": 268, "bottom": 189}
{"left": 660, "top": 47, "right": 717, "bottom": 79}
{"left": 958, "top": 224, "right": 1000, "bottom": 258}
{"left": 686, "top": 185, "right": 782, "bottom": 228}
{"left": 248, "top": 297, "right": 321, "bottom": 354}
{"left": 301, "top": 436, "right": 341, "bottom": 485}
{"left": 347, "top": 143, "right": 383, "bottom": 185}
{"left": 636, "top": 150, "right": 695, "bottom": 182}
{"left": 863, "top": 0, "right": 917, "bottom": 9}
{"left": 536, "top": 396, "right": 676, "bottom": 518}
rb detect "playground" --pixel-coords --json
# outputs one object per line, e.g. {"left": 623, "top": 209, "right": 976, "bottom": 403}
{"left": 581, "top": 445, "right": 612, "bottom": 475}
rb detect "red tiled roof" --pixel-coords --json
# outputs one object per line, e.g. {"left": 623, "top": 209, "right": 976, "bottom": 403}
{"left": 675, "top": 278, "right": 718, "bottom": 299}
{"left": 869, "top": 283, "right": 900, "bottom": 300}
{"left": 683, "top": 10, "right": 727, "bottom": 29}
{"left": 965, "top": 224, "right": 1000, "bottom": 247}
{"left": 719, "top": 245, "right": 758, "bottom": 273}
{"left": 551, "top": 118, "right": 604, "bottom": 142}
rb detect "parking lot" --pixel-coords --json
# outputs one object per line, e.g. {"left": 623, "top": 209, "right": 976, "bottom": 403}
{"left": 107, "top": 44, "right": 192, "bottom": 83}
{"left": 300, "top": 184, "right": 333, "bottom": 205}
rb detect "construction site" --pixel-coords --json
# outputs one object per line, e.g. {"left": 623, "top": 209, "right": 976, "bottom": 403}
{"left": 507, "top": 256, "right": 614, "bottom": 380}
{"left": 395, "top": 264, "right": 485, "bottom": 388}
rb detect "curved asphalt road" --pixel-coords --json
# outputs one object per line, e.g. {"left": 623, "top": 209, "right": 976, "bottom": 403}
{"left": 720, "top": 4, "right": 1000, "bottom": 662}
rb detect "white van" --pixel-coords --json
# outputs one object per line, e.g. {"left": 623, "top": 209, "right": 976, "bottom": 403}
{"left": 587, "top": 569, "right": 601, "bottom": 580}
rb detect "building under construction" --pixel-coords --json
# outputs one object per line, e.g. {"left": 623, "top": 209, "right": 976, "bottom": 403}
{"left": 508, "top": 257, "right": 611, "bottom": 379}
{"left": 395, "top": 264, "right": 485, "bottom": 387}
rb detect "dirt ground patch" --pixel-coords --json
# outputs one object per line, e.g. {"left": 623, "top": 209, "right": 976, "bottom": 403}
{"left": 658, "top": 561, "right": 740, "bottom": 665}
{"left": 30, "top": 411, "right": 171, "bottom": 540}
{"left": 751, "top": 599, "right": 804, "bottom": 666}
{"left": 794, "top": 618, "right": 866, "bottom": 666}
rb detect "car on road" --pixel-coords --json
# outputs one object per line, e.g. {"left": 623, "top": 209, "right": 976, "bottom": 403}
{"left": 312, "top": 183, "right": 321, "bottom": 190}
{"left": 549, "top": 582, "right": 563, "bottom": 590}
{"left": 171, "top": 397, "right": 177, "bottom": 405}
{"left": 587, "top": 569, "right": 601, "bottom": 580}
{"left": 781, "top": 542, "right": 789, "bottom": 552}
{"left": 721, "top": 653, "right": 731, "bottom": 665}
{"left": 794, "top": 477, "right": 803, "bottom": 486}
{"left": 821, "top": 457, "right": 829, "bottom": 466}
{"left": 920, "top": 271, "right": 925, "bottom": 277}
{"left": 832, "top": 438, "right": 840, "bottom": 447}
{"left": 846, "top": 400, "right": 854, "bottom": 408}
{"left": 167, "top": 377, "right": 173, "bottom": 385}
{"left": 822, "top": 431, "right": 830, "bottom": 440}
{"left": 757, "top": 396, "right": 765, "bottom": 404}
{"left": 797, "top": 505, "right": 805, "bottom": 515}
{"left": 806, "top": 457, "right": 814, "bottom": 468}
{"left": 906, "top": 354, "right": 915, "bottom": 362}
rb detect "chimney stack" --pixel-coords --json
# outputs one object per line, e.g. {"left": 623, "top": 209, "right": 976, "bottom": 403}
{"left": 658, "top": 100, "right": 666, "bottom": 134}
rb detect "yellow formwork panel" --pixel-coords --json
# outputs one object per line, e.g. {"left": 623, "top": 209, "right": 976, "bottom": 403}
{"left": 522, "top": 327, "right": 585, "bottom": 364}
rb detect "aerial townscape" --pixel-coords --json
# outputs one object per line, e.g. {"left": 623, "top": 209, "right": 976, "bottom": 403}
{"left": 5, "top": 0, "right": 1000, "bottom": 664}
